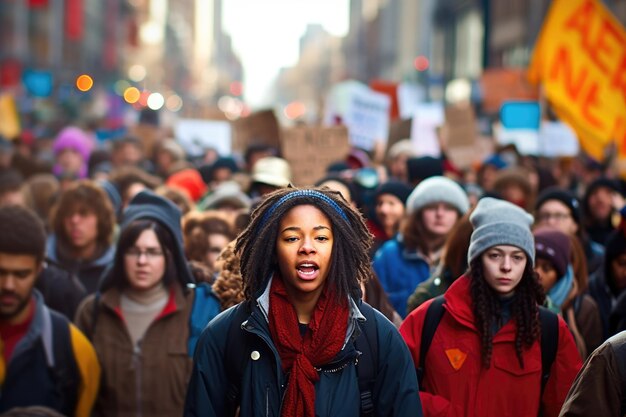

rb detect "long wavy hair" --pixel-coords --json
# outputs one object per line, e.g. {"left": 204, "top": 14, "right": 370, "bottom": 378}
{"left": 236, "top": 187, "right": 373, "bottom": 302}
{"left": 469, "top": 256, "right": 545, "bottom": 368}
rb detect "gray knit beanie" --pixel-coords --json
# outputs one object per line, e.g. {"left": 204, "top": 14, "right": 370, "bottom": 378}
{"left": 468, "top": 197, "right": 535, "bottom": 265}
{"left": 406, "top": 176, "right": 470, "bottom": 215}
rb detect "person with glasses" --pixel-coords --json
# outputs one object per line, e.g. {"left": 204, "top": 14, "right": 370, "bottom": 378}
{"left": 534, "top": 187, "right": 604, "bottom": 276}
{"left": 75, "top": 190, "right": 220, "bottom": 417}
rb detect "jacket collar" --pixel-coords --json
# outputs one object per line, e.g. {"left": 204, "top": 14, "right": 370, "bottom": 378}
{"left": 443, "top": 275, "right": 519, "bottom": 341}
{"left": 10, "top": 290, "right": 56, "bottom": 367}
{"left": 100, "top": 283, "right": 187, "bottom": 321}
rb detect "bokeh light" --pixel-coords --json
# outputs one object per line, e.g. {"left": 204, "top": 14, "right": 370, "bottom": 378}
{"left": 123, "top": 86, "right": 141, "bottom": 103}
{"left": 147, "top": 92, "right": 165, "bottom": 110}
{"left": 284, "top": 101, "right": 306, "bottom": 120}
{"left": 114, "top": 80, "right": 131, "bottom": 96}
{"left": 414, "top": 55, "right": 430, "bottom": 71}
{"left": 128, "top": 65, "right": 147, "bottom": 82}
{"left": 165, "top": 94, "right": 183, "bottom": 112}
{"left": 76, "top": 74, "right": 94, "bottom": 92}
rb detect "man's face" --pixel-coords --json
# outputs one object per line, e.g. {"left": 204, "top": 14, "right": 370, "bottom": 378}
{"left": 63, "top": 205, "right": 99, "bottom": 250}
{"left": 0, "top": 253, "right": 40, "bottom": 323}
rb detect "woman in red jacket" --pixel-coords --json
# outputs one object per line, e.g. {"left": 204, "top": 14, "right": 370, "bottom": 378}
{"left": 400, "top": 197, "right": 582, "bottom": 417}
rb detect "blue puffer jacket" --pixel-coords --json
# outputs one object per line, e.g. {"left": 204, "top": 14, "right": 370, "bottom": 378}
{"left": 373, "top": 237, "right": 431, "bottom": 318}
{"left": 184, "top": 282, "right": 422, "bottom": 417}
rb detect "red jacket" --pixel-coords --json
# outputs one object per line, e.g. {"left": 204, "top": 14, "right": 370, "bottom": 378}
{"left": 400, "top": 275, "right": 582, "bottom": 417}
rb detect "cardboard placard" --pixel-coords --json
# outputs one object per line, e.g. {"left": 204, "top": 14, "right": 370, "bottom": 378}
{"left": 480, "top": 68, "right": 539, "bottom": 114}
{"left": 281, "top": 126, "right": 350, "bottom": 186}
{"left": 175, "top": 119, "right": 232, "bottom": 158}
{"left": 386, "top": 118, "right": 413, "bottom": 154}
{"left": 444, "top": 104, "right": 477, "bottom": 148}
{"left": 411, "top": 103, "right": 444, "bottom": 157}
{"left": 230, "top": 109, "right": 280, "bottom": 154}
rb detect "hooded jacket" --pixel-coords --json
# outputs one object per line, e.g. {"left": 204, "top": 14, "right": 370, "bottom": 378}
{"left": 75, "top": 190, "right": 219, "bottom": 417}
{"left": 1, "top": 290, "right": 100, "bottom": 417}
{"left": 46, "top": 235, "right": 115, "bottom": 295}
{"left": 400, "top": 276, "right": 582, "bottom": 417}
{"left": 372, "top": 236, "right": 431, "bottom": 318}
{"left": 184, "top": 278, "right": 422, "bottom": 417}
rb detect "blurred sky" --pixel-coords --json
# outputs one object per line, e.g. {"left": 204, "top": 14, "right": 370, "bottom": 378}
{"left": 223, "top": 0, "right": 350, "bottom": 107}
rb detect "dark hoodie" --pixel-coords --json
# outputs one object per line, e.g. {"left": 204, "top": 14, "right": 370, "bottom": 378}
{"left": 99, "top": 190, "right": 195, "bottom": 291}
{"left": 588, "top": 207, "right": 626, "bottom": 339}
{"left": 583, "top": 177, "right": 620, "bottom": 246}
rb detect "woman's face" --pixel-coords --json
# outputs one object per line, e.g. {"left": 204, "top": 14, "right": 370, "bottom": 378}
{"left": 535, "top": 200, "right": 578, "bottom": 235}
{"left": 124, "top": 229, "right": 166, "bottom": 291}
{"left": 534, "top": 258, "right": 559, "bottom": 292}
{"left": 275, "top": 204, "right": 333, "bottom": 304}
{"left": 205, "top": 233, "right": 231, "bottom": 270}
{"left": 375, "top": 194, "right": 405, "bottom": 232}
{"left": 481, "top": 245, "right": 527, "bottom": 297}
{"left": 421, "top": 202, "right": 459, "bottom": 237}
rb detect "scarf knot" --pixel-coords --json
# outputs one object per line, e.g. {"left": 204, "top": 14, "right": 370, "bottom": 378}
{"left": 269, "top": 276, "right": 349, "bottom": 417}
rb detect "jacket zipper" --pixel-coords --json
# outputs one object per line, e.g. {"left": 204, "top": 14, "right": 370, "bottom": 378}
{"left": 132, "top": 341, "right": 143, "bottom": 417}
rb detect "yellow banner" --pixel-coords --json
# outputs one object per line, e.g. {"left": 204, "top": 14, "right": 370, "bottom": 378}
{"left": 528, "top": 0, "right": 626, "bottom": 161}
{"left": 0, "top": 94, "right": 20, "bottom": 140}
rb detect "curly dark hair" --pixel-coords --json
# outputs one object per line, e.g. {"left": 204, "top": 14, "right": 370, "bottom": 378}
{"left": 236, "top": 186, "right": 373, "bottom": 301}
{"left": 50, "top": 180, "right": 115, "bottom": 247}
{"left": 469, "top": 257, "right": 545, "bottom": 368}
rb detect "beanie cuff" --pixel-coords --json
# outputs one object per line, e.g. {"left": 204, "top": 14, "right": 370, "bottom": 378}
{"left": 467, "top": 223, "right": 535, "bottom": 266}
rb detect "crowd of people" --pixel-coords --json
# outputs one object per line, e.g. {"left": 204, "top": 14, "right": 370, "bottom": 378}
{"left": 2, "top": 121, "right": 626, "bottom": 416}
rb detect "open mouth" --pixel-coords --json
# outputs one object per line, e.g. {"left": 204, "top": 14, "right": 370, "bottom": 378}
{"left": 297, "top": 262, "right": 319, "bottom": 280}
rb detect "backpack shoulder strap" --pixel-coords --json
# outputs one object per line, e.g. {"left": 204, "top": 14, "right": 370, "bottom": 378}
{"left": 355, "top": 302, "right": 379, "bottom": 417}
{"left": 224, "top": 300, "right": 253, "bottom": 417}
{"left": 538, "top": 306, "right": 559, "bottom": 394}
{"left": 88, "top": 291, "right": 102, "bottom": 340}
{"left": 50, "top": 309, "right": 80, "bottom": 416}
{"left": 417, "top": 295, "right": 446, "bottom": 388}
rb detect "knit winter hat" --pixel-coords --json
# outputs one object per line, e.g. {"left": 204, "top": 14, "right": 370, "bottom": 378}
{"left": 406, "top": 176, "right": 469, "bottom": 215}
{"left": 535, "top": 187, "right": 582, "bottom": 225}
{"left": 406, "top": 156, "right": 443, "bottom": 184}
{"left": 533, "top": 228, "right": 571, "bottom": 277}
{"left": 468, "top": 197, "right": 535, "bottom": 265}
{"left": 374, "top": 180, "right": 413, "bottom": 205}
{"left": 166, "top": 168, "right": 208, "bottom": 202}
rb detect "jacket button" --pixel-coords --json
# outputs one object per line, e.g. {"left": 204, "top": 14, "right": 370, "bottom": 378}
{"left": 251, "top": 350, "right": 261, "bottom": 361}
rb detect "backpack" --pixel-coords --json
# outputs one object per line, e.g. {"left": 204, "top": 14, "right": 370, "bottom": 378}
{"left": 417, "top": 296, "right": 559, "bottom": 393}
{"left": 223, "top": 300, "right": 380, "bottom": 417}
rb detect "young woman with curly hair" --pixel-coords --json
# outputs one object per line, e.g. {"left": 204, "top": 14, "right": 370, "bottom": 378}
{"left": 185, "top": 187, "right": 422, "bottom": 417}
{"left": 400, "top": 197, "right": 582, "bottom": 417}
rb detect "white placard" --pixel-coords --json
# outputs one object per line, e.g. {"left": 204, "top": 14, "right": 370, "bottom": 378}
{"left": 343, "top": 88, "right": 391, "bottom": 151}
{"left": 411, "top": 103, "right": 445, "bottom": 157}
{"left": 538, "top": 121, "right": 580, "bottom": 157}
{"left": 174, "top": 119, "right": 232, "bottom": 157}
{"left": 397, "top": 82, "right": 425, "bottom": 119}
{"left": 494, "top": 123, "right": 540, "bottom": 155}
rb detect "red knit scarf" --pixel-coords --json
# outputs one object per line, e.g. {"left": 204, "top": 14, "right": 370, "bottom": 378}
{"left": 268, "top": 276, "right": 349, "bottom": 417}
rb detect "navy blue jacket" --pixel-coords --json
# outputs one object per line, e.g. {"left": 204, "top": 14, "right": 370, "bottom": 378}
{"left": 184, "top": 283, "right": 422, "bottom": 417}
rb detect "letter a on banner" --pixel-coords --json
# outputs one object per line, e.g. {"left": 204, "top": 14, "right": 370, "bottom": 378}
{"left": 528, "top": 0, "right": 626, "bottom": 161}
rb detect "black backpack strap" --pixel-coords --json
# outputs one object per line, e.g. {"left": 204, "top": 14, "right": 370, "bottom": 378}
{"left": 538, "top": 306, "right": 559, "bottom": 394}
{"left": 89, "top": 291, "right": 102, "bottom": 340}
{"left": 417, "top": 295, "right": 446, "bottom": 388}
{"left": 224, "top": 301, "right": 253, "bottom": 417}
{"left": 355, "top": 302, "right": 379, "bottom": 417}
{"left": 50, "top": 309, "right": 80, "bottom": 416}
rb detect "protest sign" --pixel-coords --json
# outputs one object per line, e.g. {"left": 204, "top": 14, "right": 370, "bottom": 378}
{"left": 411, "top": 103, "right": 444, "bottom": 157}
{"left": 343, "top": 88, "right": 391, "bottom": 151}
{"left": 230, "top": 109, "right": 280, "bottom": 154}
{"left": 281, "top": 125, "right": 350, "bottom": 186}
{"left": 175, "top": 119, "right": 231, "bottom": 158}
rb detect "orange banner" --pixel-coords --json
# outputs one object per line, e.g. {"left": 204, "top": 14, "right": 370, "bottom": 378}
{"left": 528, "top": 0, "right": 626, "bottom": 161}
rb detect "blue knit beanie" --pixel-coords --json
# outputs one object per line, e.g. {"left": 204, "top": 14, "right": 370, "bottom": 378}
{"left": 468, "top": 197, "right": 535, "bottom": 265}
